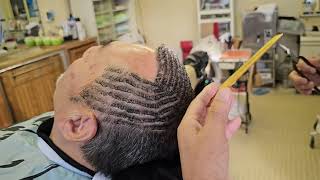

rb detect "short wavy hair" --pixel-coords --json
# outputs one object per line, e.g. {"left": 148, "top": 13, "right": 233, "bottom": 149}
{"left": 70, "top": 45, "right": 194, "bottom": 176}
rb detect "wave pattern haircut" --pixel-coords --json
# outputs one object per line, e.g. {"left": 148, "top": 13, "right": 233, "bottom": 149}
{"left": 72, "top": 45, "right": 194, "bottom": 175}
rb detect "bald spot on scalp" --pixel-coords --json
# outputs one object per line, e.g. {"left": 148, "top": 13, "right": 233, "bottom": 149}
{"left": 58, "top": 42, "right": 158, "bottom": 100}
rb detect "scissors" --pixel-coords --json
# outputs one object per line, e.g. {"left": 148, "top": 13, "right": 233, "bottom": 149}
{"left": 279, "top": 44, "right": 320, "bottom": 93}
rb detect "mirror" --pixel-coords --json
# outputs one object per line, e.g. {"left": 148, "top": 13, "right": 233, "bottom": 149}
{"left": 26, "top": 0, "right": 39, "bottom": 19}
{"left": 10, "top": 0, "right": 40, "bottom": 21}
{"left": 11, "top": 0, "right": 27, "bottom": 20}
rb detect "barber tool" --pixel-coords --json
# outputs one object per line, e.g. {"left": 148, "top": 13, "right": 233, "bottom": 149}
{"left": 221, "top": 33, "right": 283, "bottom": 88}
{"left": 279, "top": 44, "right": 320, "bottom": 93}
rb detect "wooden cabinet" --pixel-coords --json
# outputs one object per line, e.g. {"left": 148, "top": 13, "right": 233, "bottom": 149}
{"left": 1, "top": 55, "right": 64, "bottom": 123}
{"left": 0, "top": 80, "right": 13, "bottom": 128}
{"left": 0, "top": 38, "right": 97, "bottom": 127}
{"left": 68, "top": 42, "right": 97, "bottom": 64}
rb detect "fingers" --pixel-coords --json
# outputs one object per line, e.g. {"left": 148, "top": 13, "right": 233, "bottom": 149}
{"left": 226, "top": 117, "right": 242, "bottom": 140}
{"left": 289, "top": 71, "right": 314, "bottom": 95}
{"left": 307, "top": 57, "right": 320, "bottom": 69}
{"left": 178, "top": 83, "right": 219, "bottom": 137}
{"left": 297, "top": 59, "right": 316, "bottom": 74}
{"left": 190, "top": 83, "right": 219, "bottom": 109}
{"left": 185, "top": 83, "right": 219, "bottom": 120}
{"left": 301, "top": 89, "right": 313, "bottom": 95}
{"left": 289, "top": 71, "right": 308, "bottom": 85}
{"left": 205, "top": 88, "right": 233, "bottom": 131}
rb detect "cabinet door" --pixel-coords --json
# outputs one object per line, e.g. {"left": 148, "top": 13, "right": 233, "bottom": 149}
{"left": 68, "top": 42, "right": 97, "bottom": 64}
{"left": 1, "top": 55, "right": 64, "bottom": 122}
{"left": 0, "top": 80, "right": 13, "bottom": 128}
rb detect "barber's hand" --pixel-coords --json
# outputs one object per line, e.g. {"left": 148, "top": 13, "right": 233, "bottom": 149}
{"left": 178, "top": 83, "right": 241, "bottom": 180}
{"left": 289, "top": 57, "right": 320, "bottom": 95}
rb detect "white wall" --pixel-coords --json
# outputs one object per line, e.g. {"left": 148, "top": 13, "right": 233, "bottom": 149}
{"left": 37, "top": 0, "right": 70, "bottom": 35}
{"left": 136, "top": 0, "right": 198, "bottom": 58}
{"left": 69, "top": 0, "right": 97, "bottom": 37}
{"left": 129, "top": 0, "right": 139, "bottom": 34}
{"left": 136, "top": 0, "right": 320, "bottom": 56}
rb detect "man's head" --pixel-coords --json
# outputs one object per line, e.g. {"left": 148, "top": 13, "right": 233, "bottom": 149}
{"left": 52, "top": 42, "right": 194, "bottom": 176}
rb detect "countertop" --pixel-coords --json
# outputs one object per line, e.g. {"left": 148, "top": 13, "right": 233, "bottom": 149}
{"left": 0, "top": 37, "right": 97, "bottom": 72}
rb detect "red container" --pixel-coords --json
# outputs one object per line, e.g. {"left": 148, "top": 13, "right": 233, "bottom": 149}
{"left": 213, "top": 23, "right": 220, "bottom": 40}
{"left": 180, "top": 41, "right": 193, "bottom": 60}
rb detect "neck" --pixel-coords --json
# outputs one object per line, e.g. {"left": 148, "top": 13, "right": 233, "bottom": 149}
{"left": 50, "top": 123, "right": 96, "bottom": 172}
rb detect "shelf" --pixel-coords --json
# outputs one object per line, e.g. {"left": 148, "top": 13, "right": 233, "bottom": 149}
{"left": 97, "top": 23, "right": 112, "bottom": 29}
{"left": 113, "top": 6, "right": 128, "bottom": 12}
{"left": 100, "top": 37, "right": 112, "bottom": 42}
{"left": 8, "top": 30, "right": 27, "bottom": 33}
{"left": 117, "top": 31, "right": 129, "bottom": 37}
{"left": 200, "top": 18, "right": 231, "bottom": 24}
{"left": 115, "top": 18, "right": 129, "bottom": 24}
{"left": 305, "top": 32, "right": 320, "bottom": 37}
{"left": 200, "top": 9, "right": 231, "bottom": 15}
{"left": 300, "top": 13, "right": 320, "bottom": 18}
{"left": 95, "top": 10, "right": 112, "bottom": 16}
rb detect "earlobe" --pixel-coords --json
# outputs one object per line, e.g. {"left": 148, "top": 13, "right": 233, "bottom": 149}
{"left": 62, "top": 113, "right": 98, "bottom": 142}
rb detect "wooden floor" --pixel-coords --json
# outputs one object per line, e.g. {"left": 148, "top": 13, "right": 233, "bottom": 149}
{"left": 230, "top": 88, "right": 320, "bottom": 180}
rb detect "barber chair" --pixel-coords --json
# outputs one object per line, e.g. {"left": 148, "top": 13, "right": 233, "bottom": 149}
{"left": 184, "top": 51, "right": 213, "bottom": 96}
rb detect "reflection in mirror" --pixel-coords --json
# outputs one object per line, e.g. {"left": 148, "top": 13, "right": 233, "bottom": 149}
{"left": 26, "top": 0, "right": 39, "bottom": 19}
{"left": 10, "top": 0, "right": 27, "bottom": 20}
{"left": 3, "top": 0, "right": 41, "bottom": 44}
{"left": 10, "top": 0, "right": 40, "bottom": 21}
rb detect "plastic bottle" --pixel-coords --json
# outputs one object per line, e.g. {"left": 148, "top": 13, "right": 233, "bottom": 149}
{"left": 75, "top": 18, "right": 86, "bottom": 41}
{"left": 58, "top": 27, "right": 64, "bottom": 38}
{"left": 69, "top": 14, "right": 78, "bottom": 40}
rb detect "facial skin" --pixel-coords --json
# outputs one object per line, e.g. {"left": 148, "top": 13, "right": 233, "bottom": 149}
{"left": 50, "top": 42, "right": 159, "bottom": 172}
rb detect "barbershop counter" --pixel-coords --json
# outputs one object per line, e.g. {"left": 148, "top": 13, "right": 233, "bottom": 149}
{"left": 0, "top": 37, "right": 98, "bottom": 128}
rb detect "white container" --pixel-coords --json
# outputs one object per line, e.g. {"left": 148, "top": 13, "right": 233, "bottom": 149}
{"left": 76, "top": 20, "right": 87, "bottom": 41}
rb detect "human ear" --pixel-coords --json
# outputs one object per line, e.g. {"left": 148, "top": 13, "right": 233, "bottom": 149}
{"left": 62, "top": 112, "right": 98, "bottom": 142}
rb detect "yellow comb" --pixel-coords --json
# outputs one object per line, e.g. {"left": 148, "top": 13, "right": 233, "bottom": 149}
{"left": 220, "top": 33, "right": 284, "bottom": 88}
